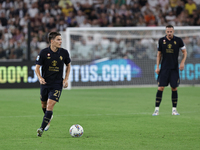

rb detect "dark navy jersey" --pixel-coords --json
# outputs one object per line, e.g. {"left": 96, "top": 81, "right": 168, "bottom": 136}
{"left": 35, "top": 47, "right": 71, "bottom": 85}
{"left": 158, "top": 35, "right": 185, "bottom": 70}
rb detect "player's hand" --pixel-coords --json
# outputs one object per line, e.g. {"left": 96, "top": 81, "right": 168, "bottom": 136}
{"left": 179, "top": 63, "right": 185, "bottom": 71}
{"left": 155, "top": 68, "right": 160, "bottom": 74}
{"left": 39, "top": 77, "right": 46, "bottom": 84}
{"left": 63, "top": 79, "right": 68, "bottom": 88}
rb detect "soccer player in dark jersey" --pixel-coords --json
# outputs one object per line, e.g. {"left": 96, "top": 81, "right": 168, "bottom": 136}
{"left": 35, "top": 32, "right": 71, "bottom": 137}
{"left": 152, "top": 25, "right": 187, "bottom": 116}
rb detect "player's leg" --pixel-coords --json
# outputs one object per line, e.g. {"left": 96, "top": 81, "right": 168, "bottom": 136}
{"left": 44, "top": 86, "right": 62, "bottom": 131}
{"left": 152, "top": 69, "right": 169, "bottom": 116}
{"left": 171, "top": 87, "right": 179, "bottom": 115}
{"left": 37, "top": 86, "right": 48, "bottom": 137}
{"left": 44, "top": 87, "right": 62, "bottom": 131}
{"left": 170, "top": 69, "right": 180, "bottom": 115}
{"left": 37, "top": 86, "right": 62, "bottom": 136}
{"left": 156, "top": 86, "right": 165, "bottom": 108}
{"left": 40, "top": 86, "right": 48, "bottom": 113}
{"left": 41, "top": 101, "right": 47, "bottom": 114}
{"left": 37, "top": 99, "right": 56, "bottom": 136}
{"left": 40, "top": 99, "right": 56, "bottom": 131}
{"left": 152, "top": 86, "right": 164, "bottom": 116}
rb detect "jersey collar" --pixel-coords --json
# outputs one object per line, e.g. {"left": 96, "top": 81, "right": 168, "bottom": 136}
{"left": 48, "top": 46, "right": 60, "bottom": 54}
{"left": 165, "top": 35, "right": 176, "bottom": 41}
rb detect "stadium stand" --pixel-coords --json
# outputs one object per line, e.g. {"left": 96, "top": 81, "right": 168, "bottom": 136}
{"left": 0, "top": 0, "right": 200, "bottom": 60}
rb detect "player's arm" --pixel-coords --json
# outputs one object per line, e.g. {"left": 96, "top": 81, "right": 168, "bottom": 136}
{"left": 63, "top": 63, "right": 71, "bottom": 88}
{"left": 155, "top": 51, "right": 162, "bottom": 74}
{"left": 179, "top": 49, "right": 187, "bottom": 71}
{"left": 35, "top": 64, "right": 46, "bottom": 84}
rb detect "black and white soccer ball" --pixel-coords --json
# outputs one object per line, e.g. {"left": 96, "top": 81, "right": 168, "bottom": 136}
{"left": 69, "top": 124, "right": 84, "bottom": 137}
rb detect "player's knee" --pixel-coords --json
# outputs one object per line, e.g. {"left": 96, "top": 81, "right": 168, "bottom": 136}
{"left": 171, "top": 87, "right": 177, "bottom": 91}
{"left": 47, "top": 106, "right": 53, "bottom": 111}
{"left": 41, "top": 101, "right": 47, "bottom": 108}
{"left": 158, "top": 87, "right": 164, "bottom": 91}
{"left": 47, "top": 99, "right": 56, "bottom": 111}
{"left": 47, "top": 103, "right": 54, "bottom": 110}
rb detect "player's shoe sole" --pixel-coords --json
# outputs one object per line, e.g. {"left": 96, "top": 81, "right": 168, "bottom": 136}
{"left": 37, "top": 128, "right": 43, "bottom": 137}
{"left": 44, "top": 115, "right": 53, "bottom": 131}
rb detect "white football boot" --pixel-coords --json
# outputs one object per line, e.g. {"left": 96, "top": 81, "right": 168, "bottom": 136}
{"left": 152, "top": 110, "right": 159, "bottom": 116}
{"left": 172, "top": 109, "right": 180, "bottom": 115}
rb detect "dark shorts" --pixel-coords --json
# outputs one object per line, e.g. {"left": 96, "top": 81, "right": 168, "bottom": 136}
{"left": 40, "top": 84, "right": 63, "bottom": 102}
{"left": 157, "top": 69, "right": 180, "bottom": 88}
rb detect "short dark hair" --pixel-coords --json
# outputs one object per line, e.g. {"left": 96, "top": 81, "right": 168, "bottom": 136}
{"left": 166, "top": 25, "right": 174, "bottom": 29}
{"left": 48, "top": 32, "right": 61, "bottom": 43}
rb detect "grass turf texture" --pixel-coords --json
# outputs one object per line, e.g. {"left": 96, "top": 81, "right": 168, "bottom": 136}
{"left": 0, "top": 87, "right": 199, "bottom": 150}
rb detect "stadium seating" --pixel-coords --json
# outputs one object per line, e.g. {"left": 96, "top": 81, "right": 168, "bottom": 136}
{"left": 0, "top": 0, "right": 200, "bottom": 60}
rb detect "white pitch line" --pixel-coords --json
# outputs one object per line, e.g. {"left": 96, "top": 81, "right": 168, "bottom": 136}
{"left": 0, "top": 111, "right": 197, "bottom": 118}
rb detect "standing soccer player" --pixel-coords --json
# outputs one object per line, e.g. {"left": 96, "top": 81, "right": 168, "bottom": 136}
{"left": 152, "top": 25, "right": 187, "bottom": 116}
{"left": 35, "top": 32, "right": 71, "bottom": 137}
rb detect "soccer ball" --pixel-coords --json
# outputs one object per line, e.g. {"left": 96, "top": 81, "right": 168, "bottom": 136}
{"left": 69, "top": 124, "right": 84, "bottom": 137}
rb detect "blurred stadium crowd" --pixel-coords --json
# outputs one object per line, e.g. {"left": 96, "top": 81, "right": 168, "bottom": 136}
{"left": 0, "top": 0, "right": 200, "bottom": 61}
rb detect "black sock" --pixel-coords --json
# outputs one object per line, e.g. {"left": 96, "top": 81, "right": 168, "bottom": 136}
{"left": 42, "top": 108, "right": 46, "bottom": 114}
{"left": 172, "top": 91, "right": 178, "bottom": 107}
{"left": 40, "top": 111, "right": 53, "bottom": 130}
{"left": 155, "top": 90, "right": 163, "bottom": 107}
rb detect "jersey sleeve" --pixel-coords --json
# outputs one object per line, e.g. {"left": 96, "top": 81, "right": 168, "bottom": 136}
{"left": 64, "top": 50, "right": 71, "bottom": 65}
{"left": 179, "top": 38, "right": 186, "bottom": 50}
{"left": 157, "top": 38, "right": 162, "bottom": 52}
{"left": 35, "top": 50, "right": 44, "bottom": 65}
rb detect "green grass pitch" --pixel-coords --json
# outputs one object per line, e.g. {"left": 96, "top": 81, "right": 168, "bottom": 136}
{"left": 0, "top": 86, "right": 199, "bottom": 150}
